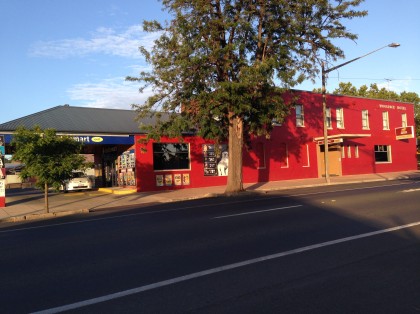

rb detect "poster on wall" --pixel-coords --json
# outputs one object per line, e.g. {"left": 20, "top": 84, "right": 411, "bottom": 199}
{"left": 0, "top": 180, "right": 5, "bottom": 197}
{"left": 203, "top": 144, "right": 229, "bottom": 176}
{"left": 156, "top": 175, "right": 164, "bottom": 186}
{"left": 165, "top": 174, "right": 173, "bottom": 186}
{"left": 0, "top": 135, "right": 4, "bottom": 179}
{"left": 174, "top": 174, "right": 182, "bottom": 186}
{"left": 182, "top": 174, "right": 190, "bottom": 185}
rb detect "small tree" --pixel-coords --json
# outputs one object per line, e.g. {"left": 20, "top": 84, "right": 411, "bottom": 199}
{"left": 12, "top": 126, "right": 90, "bottom": 213}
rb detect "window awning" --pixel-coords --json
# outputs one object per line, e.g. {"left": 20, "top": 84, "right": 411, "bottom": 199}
{"left": 313, "top": 134, "right": 371, "bottom": 145}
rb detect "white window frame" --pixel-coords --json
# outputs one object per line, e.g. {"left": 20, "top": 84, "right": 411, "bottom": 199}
{"left": 374, "top": 145, "right": 392, "bottom": 163}
{"left": 303, "top": 144, "right": 310, "bottom": 168}
{"left": 362, "top": 110, "right": 369, "bottom": 130}
{"left": 401, "top": 113, "right": 407, "bottom": 127}
{"left": 296, "top": 104, "right": 304, "bottom": 127}
{"left": 355, "top": 145, "right": 359, "bottom": 158}
{"left": 382, "top": 111, "right": 390, "bottom": 130}
{"left": 336, "top": 108, "right": 344, "bottom": 129}
{"left": 326, "top": 107, "right": 332, "bottom": 129}
{"left": 347, "top": 145, "right": 351, "bottom": 158}
{"left": 153, "top": 143, "right": 191, "bottom": 171}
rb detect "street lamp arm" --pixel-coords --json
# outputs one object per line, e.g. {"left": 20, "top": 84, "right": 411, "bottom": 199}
{"left": 324, "top": 43, "right": 400, "bottom": 74}
{"left": 320, "top": 42, "right": 399, "bottom": 184}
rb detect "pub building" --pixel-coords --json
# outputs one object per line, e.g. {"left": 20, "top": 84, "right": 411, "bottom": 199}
{"left": 0, "top": 90, "right": 416, "bottom": 192}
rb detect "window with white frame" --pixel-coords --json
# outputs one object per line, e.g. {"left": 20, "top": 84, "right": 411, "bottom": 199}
{"left": 153, "top": 143, "right": 190, "bottom": 171}
{"left": 401, "top": 113, "right": 407, "bottom": 127}
{"left": 362, "top": 110, "right": 369, "bottom": 129}
{"left": 336, "top": 108, "right": 344, "bottom": 128}
{"left": 374, "top": 145, "right": 391, "bottom": 163}
{"left": 326, "top": 107, "right": 332, "bottom": 128}
{"left": 355, "top": 145, "right": 359, "bottom": 158}
{"left": 302, "top": 144, "right": 310, "bottom": 167}
{"left": 382, "top": 111, "right": 390, "bottom": 130}
{"left": 296, "top": 104, "right": 304, "bottom": 127}
{"left": 347, "top": 145, "right": 351, "bottom": 158}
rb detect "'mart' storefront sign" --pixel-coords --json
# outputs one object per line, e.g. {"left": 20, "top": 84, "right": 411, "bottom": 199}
{"left": 3, "top": 134, "right": 134, "bottom": 145}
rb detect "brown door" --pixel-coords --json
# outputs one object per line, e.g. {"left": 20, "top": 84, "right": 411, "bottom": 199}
{"left": 318, "top": 144, "right": 342, "bottom": 177}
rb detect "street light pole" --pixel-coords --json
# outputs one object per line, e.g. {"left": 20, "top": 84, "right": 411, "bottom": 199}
{"left": 321, "top": 43, "right": 400, "bottom": 183}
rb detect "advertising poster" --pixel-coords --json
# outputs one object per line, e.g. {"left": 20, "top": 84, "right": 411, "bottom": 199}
{"left": 156, "top": 175, "right": 164, "bottom": 186}
{"left": 182, "top": 173, "right": 190, "bottom": 185}
{"left": 165, "top": 174, "right": 173, "bottom": 186}
{"left": 174, "top": 174, "right": 182, "bottom": 186}
{"left": 0, "top": 135, "right": 4, "bottom": 180}
{"left": 0, "top": 180, "right": 5, "bottom": 197}
{"left": 203, "top": 144, "right": 229, "bottom": 176}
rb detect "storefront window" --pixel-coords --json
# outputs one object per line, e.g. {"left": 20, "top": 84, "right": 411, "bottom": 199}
{"left": 153, "top": 143, "right": 190, "bottom": 171}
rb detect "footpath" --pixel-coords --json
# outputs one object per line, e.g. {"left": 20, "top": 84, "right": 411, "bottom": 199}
{"left": 1, "top": 170, "right": 420, "bottom": 223}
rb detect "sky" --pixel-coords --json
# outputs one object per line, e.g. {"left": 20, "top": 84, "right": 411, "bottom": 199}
{"left": 1, "top": 0, "right": 419, "bottom": 124}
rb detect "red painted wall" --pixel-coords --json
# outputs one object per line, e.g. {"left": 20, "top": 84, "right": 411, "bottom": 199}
{"left": 135, "top": 90, "right": 417, "bottom": 192}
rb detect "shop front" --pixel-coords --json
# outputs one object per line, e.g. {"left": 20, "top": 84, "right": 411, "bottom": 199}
{"left": 71, "top": 135, "right": 136, "bottom": 188}
{"left": 1, "top": 134, "right": 136, "bottom": 189}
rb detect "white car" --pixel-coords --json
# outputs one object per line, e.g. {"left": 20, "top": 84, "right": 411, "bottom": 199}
{"left": 61, "top": 172, "right": 93, "bottom": 192}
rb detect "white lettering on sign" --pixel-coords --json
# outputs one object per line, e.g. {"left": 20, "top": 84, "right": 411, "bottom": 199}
{"left": 73, "top": 136, "right": 91, "bottom": 143}
{"left": 379, "top": 104, "right": 395, "bottom": 109}
{"left": 379, "top": 104, "right": 406, "bottom": 110}
{"left": 0, "top": 180, "right": 5, "bottom": 197}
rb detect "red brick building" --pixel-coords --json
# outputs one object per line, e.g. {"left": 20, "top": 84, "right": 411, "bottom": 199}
{"left": 135, "top": 90, "right": 417, "bottom": 191}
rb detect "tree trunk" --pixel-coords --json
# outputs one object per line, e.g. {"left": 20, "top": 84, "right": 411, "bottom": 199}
{"left": 225, "top": 113, "right": 244, "bottom": 194}
{"left": 44, "top": 182, "right": 49, "bottom": 213}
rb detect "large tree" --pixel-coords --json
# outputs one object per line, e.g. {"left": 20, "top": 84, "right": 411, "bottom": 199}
{"left": 128, "top": 0, "right": 367, "bottom": 193}
{"left": 12, "top": 126, "right": 91, "bottom": 213}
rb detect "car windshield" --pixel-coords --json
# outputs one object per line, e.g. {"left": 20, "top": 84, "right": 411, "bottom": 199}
{"left": 71, "top": 172, "right": 86, "bottom": 178}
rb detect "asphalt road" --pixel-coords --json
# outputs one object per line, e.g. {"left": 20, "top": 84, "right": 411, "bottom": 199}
{"left": 1, "top": 180, "right": 420, "bottom": 313}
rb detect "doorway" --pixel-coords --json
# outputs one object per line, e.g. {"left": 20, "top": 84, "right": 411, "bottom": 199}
{"left": 318, "top": 144, "right": 342, "bottom": 177}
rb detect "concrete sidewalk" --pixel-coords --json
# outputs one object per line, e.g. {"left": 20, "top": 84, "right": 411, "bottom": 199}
{"left": 1, "top": 170, "right": 420, "bottom": 222}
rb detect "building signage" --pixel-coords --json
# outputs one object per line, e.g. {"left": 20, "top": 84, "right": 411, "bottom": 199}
{"left": 91, "top": 137, "right": 104, "bottom": 143}
{"left": 315, "top": 138, "right": 343, "bottom": 145}
{"left": 0, "top": 135, "right": 5, "bottom": 207}
{"left": 71, "top": 135, "right": 134, "bottom": 145}
{"left": 0, "top": 180, "right": 5, "bottom": 197}
{"left": 395, "top": 126, "right": 414, "bottom": 140}
{"left": 0, "top": 135, "right": 4, "bottom": 180}
{"left": 379, "top": 104, "right": 407, "bottom": 111}
{"left": 203, "top": 144, "right": 229, "bottom": 176}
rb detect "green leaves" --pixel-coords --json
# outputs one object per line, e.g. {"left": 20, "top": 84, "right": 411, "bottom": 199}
{"left": 12, "top": 126, "right": 90, "bottom": 191}
{"left": 131, "top": 0, "right": 366, "bottom": 143}
{"left": 130, "top": 0, "right": 367, "bottom": 192}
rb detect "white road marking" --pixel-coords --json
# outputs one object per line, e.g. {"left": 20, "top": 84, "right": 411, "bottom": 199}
{"left": 2, "top": 181, "right": 415, "bottom": 234}
{"left": 213, "top": 205, "right": 303, "bottom": 219}
{"left": 402, "top": 188, "right": 420, "bottom": 193}
{"left": 31, "top": 220, "right": 420, "bottom": 314}
{"left": 290, "top": 181, "right": 413, "bottom": 197}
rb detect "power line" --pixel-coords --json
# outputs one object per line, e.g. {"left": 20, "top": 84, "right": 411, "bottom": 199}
{"left": 328, "top": 77, "right": 420, "bottom": 81}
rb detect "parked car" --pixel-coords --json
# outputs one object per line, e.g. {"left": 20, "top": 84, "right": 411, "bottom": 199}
{"left": 61, "top": 172, "right": 93, "bottom": 192}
